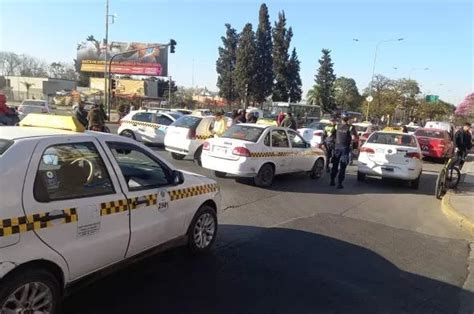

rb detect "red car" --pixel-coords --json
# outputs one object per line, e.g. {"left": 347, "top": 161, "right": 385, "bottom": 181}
{"left": 415, "top": 128, "right": 454, "bottom": 160}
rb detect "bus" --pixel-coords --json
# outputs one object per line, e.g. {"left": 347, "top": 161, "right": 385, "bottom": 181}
{"left": 265, "top": 102, "right": 321, "bottom": 120}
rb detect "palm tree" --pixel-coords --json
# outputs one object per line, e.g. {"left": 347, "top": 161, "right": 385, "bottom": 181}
{"left": 21, "top": 81, "right": 35, "bottom": 99}
{"left": 306, "top": 85, "right": 320, "bottom": 106}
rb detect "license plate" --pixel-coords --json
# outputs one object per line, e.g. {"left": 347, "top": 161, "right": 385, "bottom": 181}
{"left": 213, "top": 146, "right": 227, "bottom": 154}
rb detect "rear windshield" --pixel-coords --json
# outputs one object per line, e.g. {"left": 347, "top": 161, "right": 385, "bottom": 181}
{"left": 222, "top": 125, "right": 265, "bottom": 143}
{"left": 308, "top": 122, "right": 327, "bottom": 130}
{"left": 171, "top": 115, "right": 202, "bottom": 129}
{"left": 415, "top": 129, "right": 445, "bottom": 138}
{"left": 367, "top": 133, "right": 417, "bottom": 147}
{"left": 0, "top": 139, "right": 13, "bottom": 155}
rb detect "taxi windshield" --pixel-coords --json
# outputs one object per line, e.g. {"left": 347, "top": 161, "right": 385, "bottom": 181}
{"left": 172, "top": 116, "right": 202, "bottom": 129}
{"left": 367, "top": 133, "right": 417, "bottom": 147}
{"left": 222, "top": 125, "right": 265, "bottom": 142}
{"left": 0, "top": 139, "right": 13, "bottom": 155}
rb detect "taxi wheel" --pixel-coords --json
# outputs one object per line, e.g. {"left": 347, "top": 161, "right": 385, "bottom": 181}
{"left": 0, "top": 269, "right": 61, "bottom": 314}
{"left": 171, "top": 152, "right": 185, "bottom": 160}
{"left": 187, "top": 206, "right": 218, "bottom": 253}
{"left": 214, "top": 171, "right": 226, "bottom": 178}
{"left": 410, "top": 174, "right": 420, "bottom": 190}
{"left": 310, "top": 158, "right": 325, "bottom": 179}
{"left": 254, "top": 163, "right": 274, "bottom": 187}
{"left": 119, "top": 129, "right": 136, "bottom": 140}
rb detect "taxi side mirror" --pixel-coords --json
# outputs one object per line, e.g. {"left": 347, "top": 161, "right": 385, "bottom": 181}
{"left": 172, "top": 170, "right": 184, "bottom": 185}
{"left": 305, "top": 142, "right": 311, "bottom": 148}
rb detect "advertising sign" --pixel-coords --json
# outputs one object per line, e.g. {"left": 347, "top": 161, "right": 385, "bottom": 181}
{"left": 90, "top": 78, "right": 144, "bottom": 96}
{"left": 77, "top": 40, "right": 168, "bottom": 76}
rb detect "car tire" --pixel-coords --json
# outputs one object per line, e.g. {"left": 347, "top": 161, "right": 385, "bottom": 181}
{"left": 187, "top": 205, "right": 218, "bottom": 254}
{"left": 171, "top": 152, "right": 185, "bottom": 160}
{"left": 310, "top": 158, "right": 325, "bottom": 179}
{"left": 194, "top": 146, "right": 203, "bottom": 167}
{"left": 119, "top": 129, "right": 136, "bottom": 140}
{"left": 357, "top": 171, "right": 366, "bottom": 181}
{"left": 254, "top": 163, "right": 274, "bottom": 187}
{"left": 214, "top": 171, "right": 226, "bottom": 178}
{"left": 0, "top": 268, "right": 62, "bottom": 314}
{"left": 410, "top": 174, "right": 421, "bottom": 190}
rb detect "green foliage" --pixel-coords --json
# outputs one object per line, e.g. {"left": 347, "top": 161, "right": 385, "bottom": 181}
{"left": 272, "top": 11, "right": 291, "bottom": 102}
{"left": 216, "top": 24, "right": 239, "bottom": 104}
{"left": 235, "top": 23, "right": 258, "bottom": 108}
{"left": 333, "top": 77, "right": 361, "bottom": 111}
{"left": 287, "top": 48, "right": 302, "bottom": 102}
{"left": 254, "top": 3, "right": 274, "bottom": 104}
{"left": 314, "top": 49, "right": 336, "bottom": 112}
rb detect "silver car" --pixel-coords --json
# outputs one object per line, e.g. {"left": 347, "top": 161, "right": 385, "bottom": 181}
{"left": 18, "top": 99, "right": 51, "bottom": 120}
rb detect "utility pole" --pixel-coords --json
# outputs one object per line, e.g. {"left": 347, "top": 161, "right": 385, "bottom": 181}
{"left": 104, "top": 0, "right": 109, "bottom": 112}
{"left": 168, "top": 76, "right": 172, "bottom": 106}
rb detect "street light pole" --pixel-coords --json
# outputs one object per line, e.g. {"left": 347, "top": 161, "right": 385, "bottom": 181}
{"left": 104, "top": 0, "right": 109, "bottom": 112}
{"left": 168, "top": 76, "right": 172, "bottom": 106}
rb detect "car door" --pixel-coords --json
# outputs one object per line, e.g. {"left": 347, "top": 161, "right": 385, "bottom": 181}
{"left": 288, "top": 130, "right": 313, "bottom": 171}
{"left": 103, "top": 141, "right": 185, "bottom": 258}
{"left": 22, "top": 137, "right": 130, "bottom": 280}
{"left": 270, "top": 129, "right": 293, "bottom": 173}
{"left": 130, "top": 112, "right": 154, "bottom": 142}
{"left": 155, "top": 114, "right": 174, "bottom": 143}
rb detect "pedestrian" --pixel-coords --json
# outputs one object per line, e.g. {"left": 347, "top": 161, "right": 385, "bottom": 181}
{"left": 0, "top": 93, "right": 18, "bottom": 126}
{"left": 454, "top": 122, "right": 472, "bottom": 168}
{"left": 323, "top": 117, "right": 337, "bottom": 172}
{"left": 281, "top": 112, "right": 297, "bottom": 130}
{"left": 330, "top": 115, "right": 357, "bottom": 189}
{"left": 74, "top": 101, "right": 89, "bottom": 128}
{"left": 212, "top": 111, "right": 227, "bottom": 138}
{"left": 277, "top": 110, "right": 285, "bottom": 126}
{"left": 248, "top": 112, "right": 258, "bottom": 123}
{"left": 231, "top": 109, "right": 239, "bottom": 125}
{"left": 87, "top": 103, "right": 106, "bottom": 131}
{"left": 237, "top": 110, "right": 247, "bottom": 124}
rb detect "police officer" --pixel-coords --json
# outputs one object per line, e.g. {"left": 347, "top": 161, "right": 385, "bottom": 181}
{"left": 331, "top": 115, "right": 357, "bottom": 189}
{"left": 323, "top": 117, "right": 337, "bottom": 172}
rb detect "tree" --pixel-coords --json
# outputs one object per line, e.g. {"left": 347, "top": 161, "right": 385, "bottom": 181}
{"left": 0, "top": 52, "right": 21, "bottom": 75}
{"left": 254, "top": 3, "right": 273, "bottom": 104}
{"left": 20, "top": 81, "right": 35, "bottom": 99}
{"left": 216, "top": 24, "right": 239, "bottom": 106}
{"left": 334, "top": 77, "right": 361, "bottom": 111}
{"left": 287, "top": 48, "right": 302, "bottom": 102}
{"left": 272, "top": 11, "right": 291, "bottom": 101}
{"left": 18, "top": 55, "right": 48, "bottom": 77}
{"left": 74, "top": 59, "right": 89, "bottom": 87}
{"left": 306, "top": 86, "right": 320, "bottom": 106}
{"left": 314, "top": 49, "right": 336, "bottom": 112}
{"left": 235, "top": 23, "right": 257, "bottom": 108}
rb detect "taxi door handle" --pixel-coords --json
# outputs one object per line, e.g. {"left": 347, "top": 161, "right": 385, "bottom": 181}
{"left": 135, "top": 199, "right": 148, "bottom": 206}
{"left": 40, "top": 211, "right": 68, "bottom": 222}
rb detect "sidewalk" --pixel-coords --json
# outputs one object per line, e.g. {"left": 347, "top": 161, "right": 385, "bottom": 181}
{"left": 441, "top": 154, "right": 474, "bottom": 235}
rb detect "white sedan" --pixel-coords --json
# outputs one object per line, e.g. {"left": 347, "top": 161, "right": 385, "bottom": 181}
{"left": 357, "top": 131, "right": 422, "bottom": 189}
{"left": 297, "top": 120, "right": 331, "bottom": 148}
{"left": 201, "top": 124, "right": 326, "bottom": 187}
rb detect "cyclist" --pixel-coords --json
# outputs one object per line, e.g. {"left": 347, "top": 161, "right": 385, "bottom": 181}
{"left": 454, "top": 122, "right": 472, "bottom": 168}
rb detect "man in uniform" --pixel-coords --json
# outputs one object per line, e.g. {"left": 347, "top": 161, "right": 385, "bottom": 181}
{"left": 331, "top": 115, "right": 357, "bottom": 189}
{"left": 323, "top": 117, "right": 337, "bottom": 172}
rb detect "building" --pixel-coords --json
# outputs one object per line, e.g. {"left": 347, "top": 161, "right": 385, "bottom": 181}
{"left": 1, "top": 76, "right": 77, "bottom": 102}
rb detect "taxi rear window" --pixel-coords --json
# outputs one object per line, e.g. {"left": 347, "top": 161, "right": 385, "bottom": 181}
{"left": 172, "top": 116, "right": 202, "bottom": 129}
{"left": 367, "top": 133, "right": 417, "bottom": 147}
{"left": 222, "top": 125, "right": 265, "bottom": 143}
{"left": 414, "top": 129, "right": 445, "bottom": 138}
{"left": 0, "top": 139, "right": 13, "bottom": 155}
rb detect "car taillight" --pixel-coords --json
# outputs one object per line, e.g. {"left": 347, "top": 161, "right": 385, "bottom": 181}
{"left": 203, "top": 141, "right": 210, "bottom": 151}
{"left": 187, "top": 129, "right": 196, "bottom": 140}
{"left": 405, "top": 152, "right": 421, "bottom": 159}
{"left": 360, "top": 147, "right": 375, "bottom": 154}
{"left": 232, "top": 147, "right": 251, "bottom": 157}
{"left": 314, "top": 131, "right": 323, "bottom": 136}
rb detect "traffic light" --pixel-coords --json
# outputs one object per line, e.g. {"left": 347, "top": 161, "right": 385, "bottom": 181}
{"left": 111, "top": 79, "right": 117, "bottom": 90}
{"left": 170, "top": 39, "right": 177, "bottom": 53}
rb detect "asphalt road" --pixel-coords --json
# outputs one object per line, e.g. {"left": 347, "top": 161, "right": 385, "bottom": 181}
{"left": 64, "top": 126, "right": 474, "bottom": 314}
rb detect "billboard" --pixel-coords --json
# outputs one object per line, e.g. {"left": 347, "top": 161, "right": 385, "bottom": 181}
{"left": 77, "top": 40, "right": 168, "bottom": 76}
{"left": 90, "top": 78, "right": 144, "bottom": 96}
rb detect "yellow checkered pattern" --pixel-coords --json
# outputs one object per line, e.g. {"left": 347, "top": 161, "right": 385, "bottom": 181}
{"left": 100, "top": 199, "right": 129, "bottom": 216}
{"left": 249, "top": 150, "right": 323, "bottom": 158}
{"left": 121, "top": 120, "right": 166, "bottom": 129}
{"left": 0, "top": 208, "right": 77, "bottom": 238}
{"left": 196, "top": 135, "right": 213, "bottom": 140}
{"left": 168, "top": 183, "right": 219, "bottom": 201}
{"left": 128, "top": 194, "right": 158, "bottom": 210}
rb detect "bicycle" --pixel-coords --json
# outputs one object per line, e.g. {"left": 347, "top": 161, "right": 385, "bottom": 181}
{"left": 435, "top": 152, "right": 463, "bottom": 199}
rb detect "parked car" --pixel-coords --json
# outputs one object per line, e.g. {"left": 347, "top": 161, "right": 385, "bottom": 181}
{"left": 357, "top": 131, "right": 422, "bottom": 189}
{"left": 414, "top": 128, "right": 454, "bottom": 160}
{"left": 297, "top": 120, "right": 332, "bottom": 148}
{"left": 353, "top": 122, "right": 378, "bottom": 147}
{"left": 405, "top": 125, "right": 420, "bottom": 135}
{"left": 17, "top": 99, "right": 50, "bottom": 120}
{"left": 118, "top": 110, "right": 181, "bottom": 145}
{"left": 424, "top": 121, "right": 454, "bottom": 139}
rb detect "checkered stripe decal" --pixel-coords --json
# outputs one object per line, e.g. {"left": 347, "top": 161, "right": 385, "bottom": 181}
{"left": 0, "top": 208, "right": 77, "bottom": 237}
{"left": 250, "top": 151, "right": 323, "bottom": 158}
{"left": 128, "top": 194, "right": 158, "bottom": 210}
{"left": 168, "top": 183, "right": 219, "bottom": 201}
{"left": 100, "top": 199, "right": 129, "bottom": 216}
{"left": 196, "top": 135, "right": 213, "bottom": 140}
{"left": 122, "top": 120, "right": 166, "bottom": 129}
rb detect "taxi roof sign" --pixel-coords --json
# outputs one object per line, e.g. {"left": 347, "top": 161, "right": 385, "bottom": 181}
{"left": 19, "top": 113, "right": 85, "bottom": 132}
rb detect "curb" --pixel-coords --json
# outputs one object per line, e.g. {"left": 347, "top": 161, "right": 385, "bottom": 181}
{"left": 441, "top": 193, "right": 474, "bottom": 236}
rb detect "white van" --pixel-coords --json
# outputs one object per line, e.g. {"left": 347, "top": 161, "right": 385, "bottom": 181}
{"left": 424, "top": 121, "right": 454, "bottom": 139}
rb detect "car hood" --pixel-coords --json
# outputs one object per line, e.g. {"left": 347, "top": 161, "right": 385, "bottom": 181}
{"left": 181, "top": 169, "right": 217, "bottom": 186}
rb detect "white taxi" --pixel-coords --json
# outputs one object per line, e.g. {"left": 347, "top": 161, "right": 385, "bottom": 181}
{"left": 357, "top": 131, "right": 422, "bottom": 189}
{"left": 0, "top": 114, "right": 220, "bottom": 312}
{"left": 201, "top": 124, "right": 326, "bottom": 187}
{"left": 118, "top": 110, "right": 182, "bottom": 144}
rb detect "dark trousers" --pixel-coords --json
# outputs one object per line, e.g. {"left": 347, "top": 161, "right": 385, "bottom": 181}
{"left": 324, "top": 142, "right": 334, "bottom": 169}
{"left": 331, "top": 147, "right": 350, "bottom": 183}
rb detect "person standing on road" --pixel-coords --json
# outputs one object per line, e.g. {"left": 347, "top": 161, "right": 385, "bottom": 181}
{"left": 277, "top": 110, "right": 285, "bottom": 126}
{"left": 87, "top": 104, "right": 106, "bottom": 131}
{"left": 74, "top": 102, "right": 89, "bottom": 128}
{"left": 331, "top": 115, "right": 357, "bottom": 189}
{"left": 212, "top": 112, "right": 227, "bottom": 138}
{"left": 281, "top": 112, "right": 297, "bottom": 130}
{"left": 454, "top": 122, "right": 472, "bottom": 167}
{"left": 323, "top": 117, "right": 337, "bottom": 172}
{"left": 237, "top": 110, "right": 247, "bottom": 124}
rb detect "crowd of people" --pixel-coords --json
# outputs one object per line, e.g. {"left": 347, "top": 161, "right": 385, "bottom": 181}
{"left": 73, "top": 102, "right": 108, "bottom": 132}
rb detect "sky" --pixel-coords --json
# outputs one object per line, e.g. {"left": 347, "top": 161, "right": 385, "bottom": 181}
{"left": 0, "top": 0, "right": 472, "bottom": 105}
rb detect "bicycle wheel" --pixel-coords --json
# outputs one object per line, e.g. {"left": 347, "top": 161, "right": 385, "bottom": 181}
{"left": 435, "top": 168, "right": 446, "bottom": 200}
{"left": 446, "top": 166, "right": 461, "bottom": 189}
